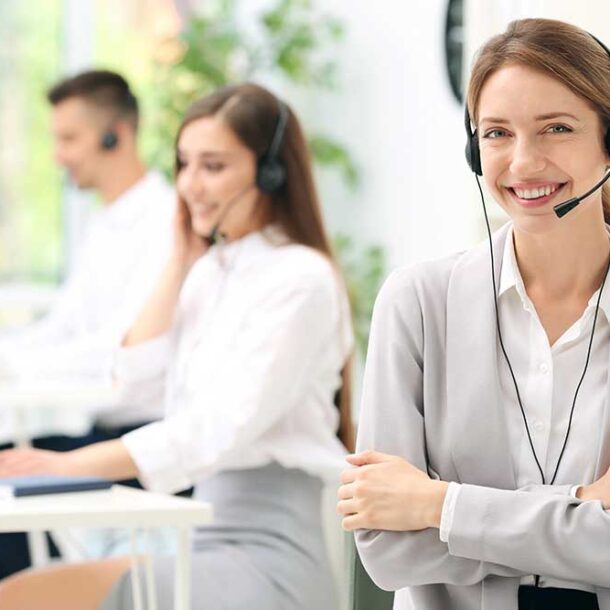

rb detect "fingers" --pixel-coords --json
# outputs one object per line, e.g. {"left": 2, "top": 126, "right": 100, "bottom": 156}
{"left": 336, "top": 480, "right": 371, "bottom": 527}
{"left": 340, "top": 467, "right": 359, "bottom": 484}
{"left": 336, "top": 498, "right": 357, "bottom": 516}
{"left": 336, "top": 482, "right": 360, "bottom": 520}
{"left": 174, "top": 198, "right": 188, "bottom": 226}
{"left": 337, "top": 482, "right": 356, "bottom": 499}
{"left": 346, "top": 450, "right": 394, "bottom": 467}
{"left": 176, "top": 195, "right": 189, "bottom": 216}
{"left": 340, "top": 460, "right": 385, "bottom": 484}
{"left": 174, "top": 197, "right": 194, "bottom": 237}
{"left": 345, "top": 451, "right": 371, "bottom": 466}
{"left": 341, "top": 514, "right": 364, "bottom": 532}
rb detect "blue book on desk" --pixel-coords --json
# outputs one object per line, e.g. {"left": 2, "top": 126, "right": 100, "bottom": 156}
{"left": 0, "top": 475, "right": 113, "bottom": 499}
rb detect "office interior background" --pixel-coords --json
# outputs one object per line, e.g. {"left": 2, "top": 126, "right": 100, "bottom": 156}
{"left": 2, "top": 0, "right": 609, "bottom": 355}
{"left": 0, "top": 1, "right": 610, "bottom": 608}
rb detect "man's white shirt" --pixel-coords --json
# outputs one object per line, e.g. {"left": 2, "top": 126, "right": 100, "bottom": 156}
{"left": 0, "top": 171, "right": 175, "bottom": 439}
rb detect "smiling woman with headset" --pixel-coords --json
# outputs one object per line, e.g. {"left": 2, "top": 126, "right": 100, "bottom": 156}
{"left": 337, "top": 18, "right": 610, "bottom": 610}
{"left": 0, "top": 83, "right": 354, "bottom": 610}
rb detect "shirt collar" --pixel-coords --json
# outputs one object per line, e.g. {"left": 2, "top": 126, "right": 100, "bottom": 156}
{"left": 498, "top": 226, "right": 524, "bottom": 299}
{"left": 207, "top": 223, "right": 291, "bottom": 271}
{"left": 498, "top": 224, "right": 610, "bottom": 319}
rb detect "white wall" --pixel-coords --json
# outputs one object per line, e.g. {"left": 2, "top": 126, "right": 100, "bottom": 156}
{"left": 466, "top": 0, "right": 610, "bottom": 56}
{"left": 298, "top": 0, "right": 610, "bottom": 272}
{"left": 302, "top": 0, "right": 476, "bottom": 271}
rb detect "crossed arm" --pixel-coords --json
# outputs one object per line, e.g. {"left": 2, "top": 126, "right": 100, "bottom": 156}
{"left": 337, "top": 449, "right": 610, "bottom": 590}
{"left": 337, "top": 272, "right": 610, "bottom": 592}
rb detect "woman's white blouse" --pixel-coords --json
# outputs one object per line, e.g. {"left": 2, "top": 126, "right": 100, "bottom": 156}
{"left": 115, "top": 226, "right": 353, "bottom": 493}
{"left": 441, "top": 227, "right": 610, "bottom": 592}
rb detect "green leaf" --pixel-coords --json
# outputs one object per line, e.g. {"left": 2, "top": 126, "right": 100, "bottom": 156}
{"left": 309, "top": 135, "right": 360, "bottom": 189}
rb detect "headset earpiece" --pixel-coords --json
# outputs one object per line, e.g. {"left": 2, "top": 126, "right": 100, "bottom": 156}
{"left": 256, "top": 100, "right": 289, "bottom": 194}
{"left": 101, "top": 130, "right": 119, "bottom": 151}
{"left": 464, "top": 105, "right": 482, "bottom": 176}
{"left": 256, "top": 156, "right": 286, "bottom": 193}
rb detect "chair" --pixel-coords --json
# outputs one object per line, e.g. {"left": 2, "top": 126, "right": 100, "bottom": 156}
{"left": 347, "top": 534, "right": 394, "bottom": 610}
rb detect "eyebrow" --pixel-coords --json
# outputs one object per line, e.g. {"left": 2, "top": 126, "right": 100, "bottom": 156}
{"left": 479, "top": 112, "right": 581, "bottom": 125}
{"left": 176, "top": 150, "right": 231, "bottom": 158}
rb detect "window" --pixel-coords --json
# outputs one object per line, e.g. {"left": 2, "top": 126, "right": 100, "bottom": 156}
{"left": 0, "top": 0, "right": 183, "bottom": 285}
{"left": 0, "top": 1, "right": 62, "bottom": 282}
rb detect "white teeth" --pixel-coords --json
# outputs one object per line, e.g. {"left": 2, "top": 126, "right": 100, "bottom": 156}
{"left": 513, "top": 184, "right": 560, "bottom": 199}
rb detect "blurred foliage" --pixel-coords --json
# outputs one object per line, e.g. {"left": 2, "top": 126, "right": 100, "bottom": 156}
{"left": 334, "top": 234, "right": 385, "bottom": 356}
{"left": 148, "top": 0, "right": 358, "bottom": 188}
{"left": 148, "top": 0, "right": 384, "bottom": 353}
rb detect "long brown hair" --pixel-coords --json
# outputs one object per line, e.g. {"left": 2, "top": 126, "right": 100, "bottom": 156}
{"left": 467, "top": 18, "right": 610, "bottom": 223}
{"left": 175, "top": 83, "right": 354, "bottom": 451}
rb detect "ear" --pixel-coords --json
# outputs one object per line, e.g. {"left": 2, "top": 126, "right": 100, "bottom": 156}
{"left": 114, "top": 119, "right": 135, "bottom": 145}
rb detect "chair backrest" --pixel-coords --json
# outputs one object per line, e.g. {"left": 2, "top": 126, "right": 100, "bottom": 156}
{"left": 347, "top": 534, "right": 394, "bottom": 610}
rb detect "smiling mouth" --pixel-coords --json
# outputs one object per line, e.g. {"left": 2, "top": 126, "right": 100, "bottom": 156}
{"left": 507, "top": 182, "right": 567, "bottom": 205}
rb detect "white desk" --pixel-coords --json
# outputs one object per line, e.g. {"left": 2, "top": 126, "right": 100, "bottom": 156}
{"left": 0, "top": 485, "right": 213, "bottom": 610}
{"left": 0, "top": 377, "right": 122, "bottom": 565}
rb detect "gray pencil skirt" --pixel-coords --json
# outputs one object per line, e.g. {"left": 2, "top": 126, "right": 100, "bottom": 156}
{"left": 100, "top": 462, "right": 337, "bottom": 610}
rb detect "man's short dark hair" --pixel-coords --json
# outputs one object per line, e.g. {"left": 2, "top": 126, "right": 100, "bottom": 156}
{"left": 47, "top": 70, "right": 139, "bottom": 131}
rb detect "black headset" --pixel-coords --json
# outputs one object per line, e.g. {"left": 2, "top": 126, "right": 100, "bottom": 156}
{"left": 464, "top": 105, "right": 482, "bottom": 175}
{"left": 99, "top": 90, "right": 138, "bottom": 152}
{"left": 465, "top": 33, "right": 610, "bottom": 176}
{"left": 100, "top": 131, "right": 119, "bottom": 151}
{"left": 256, "top": 99, "right": 289, "bottom": 193}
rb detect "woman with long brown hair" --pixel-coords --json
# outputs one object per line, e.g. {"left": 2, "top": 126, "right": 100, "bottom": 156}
{"left": 338, "top": 18, "right": 610, "bottom": 610}
{"left": 0, "top": 83, "right": 353, "bottom": 609}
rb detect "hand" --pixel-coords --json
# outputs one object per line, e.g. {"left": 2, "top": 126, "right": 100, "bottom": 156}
{"left": 173, "top": 197, "right": 209, "bottom": 271}
{"left": 577, "top": 465, "right": 610, "bottom": 509}
{"left": 337, "top": 450, "right": 448, "bottom": 532}
{"left": 0, "top": 447, "right": 76, "bottom": 477}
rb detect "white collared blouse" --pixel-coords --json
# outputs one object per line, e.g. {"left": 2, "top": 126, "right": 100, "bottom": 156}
{"left": 117, "top": 225, "right": 353, "bottom": 493}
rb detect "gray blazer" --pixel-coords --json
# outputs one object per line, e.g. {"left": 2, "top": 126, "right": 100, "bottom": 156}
{"left": 355, "top": 223, "right": 610, "bottom": 610}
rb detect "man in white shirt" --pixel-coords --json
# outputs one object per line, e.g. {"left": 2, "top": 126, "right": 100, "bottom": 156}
{"left": 0, "top": 70, "right": 174, "bottom": 577}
